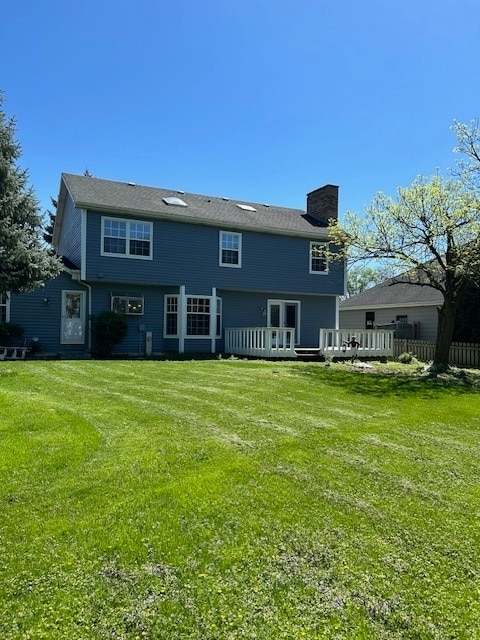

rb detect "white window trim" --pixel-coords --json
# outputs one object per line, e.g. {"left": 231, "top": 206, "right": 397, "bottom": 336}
{"left": 163, "top": 293, "right": 222, "bottom": 339}
{"left": 267, "top": 299, "right": 301, "bottom": 345}
{"left": 219, "top": 230, "right": 242, "bottom": 268}
{"left": 0, "top": 291, "right": 10, "bottom": 323}
{"left": 309, "top": 241, "right": 329, "bottom": 275}
{"left": 164, "top": 294, "right": 179, "bottom": 337}
{"left": 101, "top": 216, "right": 153, "bottom": 260}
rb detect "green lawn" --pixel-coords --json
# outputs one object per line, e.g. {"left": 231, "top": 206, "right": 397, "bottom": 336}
{"left": 1, "top": 359, "right": 480, "bottom": 639}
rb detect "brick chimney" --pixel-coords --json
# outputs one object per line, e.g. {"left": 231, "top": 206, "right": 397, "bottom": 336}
{"left": 306, "top": 184, "right": 339, "bottom": 226}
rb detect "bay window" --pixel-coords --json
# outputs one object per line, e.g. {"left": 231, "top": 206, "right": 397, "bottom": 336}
{"left": 164, "top": 295, "right": 222, "bottom": 338}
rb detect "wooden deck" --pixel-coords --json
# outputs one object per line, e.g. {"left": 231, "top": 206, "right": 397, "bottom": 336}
{"left": 224, "top": 328, "right": 394, "bottom": 359}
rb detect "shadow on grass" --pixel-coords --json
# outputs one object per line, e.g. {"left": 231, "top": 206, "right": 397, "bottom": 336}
{"left": 291, "top": 364, "right": 480, "bottom": 399}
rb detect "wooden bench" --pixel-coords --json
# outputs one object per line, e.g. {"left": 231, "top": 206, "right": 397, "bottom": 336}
{"left": 0, "top": 346, "right": 29, "bottom": 361}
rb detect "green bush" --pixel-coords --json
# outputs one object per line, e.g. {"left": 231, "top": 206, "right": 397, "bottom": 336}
{"left": 91, "top": 311, "right": 128, "bottom": 358}
{"left": 28, "top": 338, "right": 42, "bottom": 355}
{"left": 0, "top": 322, "right": 24, "bottom": 345}
{"left": 397, "top": 351, "right": 417, "bottom": 364}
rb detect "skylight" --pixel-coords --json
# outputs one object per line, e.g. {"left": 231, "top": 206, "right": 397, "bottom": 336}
{"left": 163, "top": 196, "right": 188, "bottom": 207}
{"left": 236, "top": 203, "right": 257, "bottom": 212}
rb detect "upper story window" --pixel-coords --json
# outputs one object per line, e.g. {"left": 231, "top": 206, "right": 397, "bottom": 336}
{"left": 111, "top": 295, "right": 144, "bottom": 315}
{"left": 0, "top": 292, "right": 10, "bottom": 323}
{"left": 219, "top": 231, "right": 242, "bottom": 268}
{"left": 102, "top": 217, "right": 153, "bottom": 259}
{"left": 309, "top": 242, "right": 329, "bottom": 274}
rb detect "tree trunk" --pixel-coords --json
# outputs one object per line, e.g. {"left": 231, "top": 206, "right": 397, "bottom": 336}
{"left": 433, "top": 297, "right": 457, "bottom": 370}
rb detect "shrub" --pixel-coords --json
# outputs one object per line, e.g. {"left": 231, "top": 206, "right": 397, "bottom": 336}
{"left": 28, "top": 338, "right": 42, "bottom": 356}
{"left": 0, "top": 322, "right": 24, "bottom": 345}
{"left": 91, "top": 311, "right": 128, "bottom": 358}
{"left": 397, "top": 352, "right": 417, "bottom": 365}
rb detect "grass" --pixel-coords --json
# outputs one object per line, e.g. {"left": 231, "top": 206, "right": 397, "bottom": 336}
{"left": 1, "top": 358, "right": 480, "bottom": 639}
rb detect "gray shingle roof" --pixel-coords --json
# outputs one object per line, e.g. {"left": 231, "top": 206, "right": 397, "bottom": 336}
{"left": 340, "top": 277, "right": 443, "bottom": 309}
{"left": 59, "top": 173, "right": 330, "bottom": 238}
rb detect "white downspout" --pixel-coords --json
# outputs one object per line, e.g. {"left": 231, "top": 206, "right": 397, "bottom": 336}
{"left": 179, "top": 286, "right": 186, "bottom": 354}
{"left": 78, "top": 210, "right": 92, "bottom": 350}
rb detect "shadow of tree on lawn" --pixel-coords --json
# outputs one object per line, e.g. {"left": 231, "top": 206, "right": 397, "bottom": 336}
{"left": 291, "top": 364, "right": 480, "bottom": 399}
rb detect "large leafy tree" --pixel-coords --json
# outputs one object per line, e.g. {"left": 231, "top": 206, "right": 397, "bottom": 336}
{"left": 454, "top": 281, "right": 480, "bottom": 344}
{"left": 330, "top": 174, "right": 480, "bottom": 370}
{"left": 453, "top": 118, "right": 480, "bottom": 188}
{"left": 345, "top": 264, "right": 394, "bottom": 298}
{"left": 345, "top": 266, "right": 380, "bottom": 298}
{"left": 0, "top": 94, "right": 60, "bottom": 294}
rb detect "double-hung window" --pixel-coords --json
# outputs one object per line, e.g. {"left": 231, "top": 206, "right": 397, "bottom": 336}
{"left": 165, "top": 297, "right": 179, "bottom": 336}
{"left": 219, "top": 231, "right": 242, "bottom": 267}
{"left": 309, "top": 242, "right": 329, "bottom": 274}
{"left": 186, "top": 298, "right": 210, "bottom": 336}
{"left": 0, "top": 292, "right": 10, "bottom": 323}
{"left": 102, "top": 217, "right": 153, "bottom": 259}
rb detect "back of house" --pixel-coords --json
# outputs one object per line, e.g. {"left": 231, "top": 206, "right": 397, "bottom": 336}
{"left": 5, "top": 174, "right": 345, "bottom": 357}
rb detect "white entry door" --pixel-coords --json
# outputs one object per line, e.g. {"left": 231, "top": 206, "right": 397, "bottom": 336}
{"left": 61, "top": 291, "right": 86, "bottom": 344}
{"left": 267, "top": 300, "right": 300, "bottom": 345}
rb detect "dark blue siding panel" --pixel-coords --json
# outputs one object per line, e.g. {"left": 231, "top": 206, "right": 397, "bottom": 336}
{"left": 89, "top": 283, "right": 165, "bottom": 355}
{"left": 9, "top": 280, "right": 337, "bottom": 355}
{"left": 57, "top": 194, "right": 82, "bottom": 268}
{"left": 300, "top": 295, "right": 337, "bottom": 346}
{"left": 183, "top": 339, "right": 212, "bottom": 354}
{"left": 219, "top": 289, "right": 336, "bottom": 348}
{"left": 84, "top": 211, "right": 345, "bottom": 296}
{"left": 220, "top": 290, "right": 268, "bottom": 330}
{"left": 9, "top": 272, "right": 88, "bottom": 355}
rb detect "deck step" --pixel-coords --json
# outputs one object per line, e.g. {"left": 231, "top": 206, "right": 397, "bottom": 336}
{"left": 294, "top": 347, "right": 322, "bottom": 359}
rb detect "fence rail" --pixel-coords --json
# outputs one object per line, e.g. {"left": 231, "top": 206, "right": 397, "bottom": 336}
{"left": 393, "top": 339, "right": 480, "bottom": 368}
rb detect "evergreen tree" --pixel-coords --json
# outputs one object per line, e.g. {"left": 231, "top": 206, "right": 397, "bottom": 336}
{"left": 0, "top": 94, "right": 60, "bottom": 293}
{"left": 42, "top": 196, "right": 57, "bottom": 247}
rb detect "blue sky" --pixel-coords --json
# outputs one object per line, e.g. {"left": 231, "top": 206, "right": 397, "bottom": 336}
{"left": 2, "top": 0, "right": 479, "bottom": 219}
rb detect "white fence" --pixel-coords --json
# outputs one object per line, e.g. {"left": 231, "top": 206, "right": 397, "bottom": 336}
{"left": 393, "top": 339, "right": 480, "bottom": 368}
{"left": 224, "top": 327, "right": 297, "bottom": 358}
{"left": 319, "top": 329, "right": 394, "bottom": 358}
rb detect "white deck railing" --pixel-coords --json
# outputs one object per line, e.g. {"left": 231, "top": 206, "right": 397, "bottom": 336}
{"left": 224, "top": 327, "right": 394, "bottom": 360}
{"left": 319, "top": 329, "right": 394, "bottom": 358}
{"left": 225, "top": 327, "right": 297, "bottom": 358}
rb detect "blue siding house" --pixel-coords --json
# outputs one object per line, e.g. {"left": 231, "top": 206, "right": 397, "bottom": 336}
{"left": 5, "top": 173, "right": 345, "bottom": 357}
